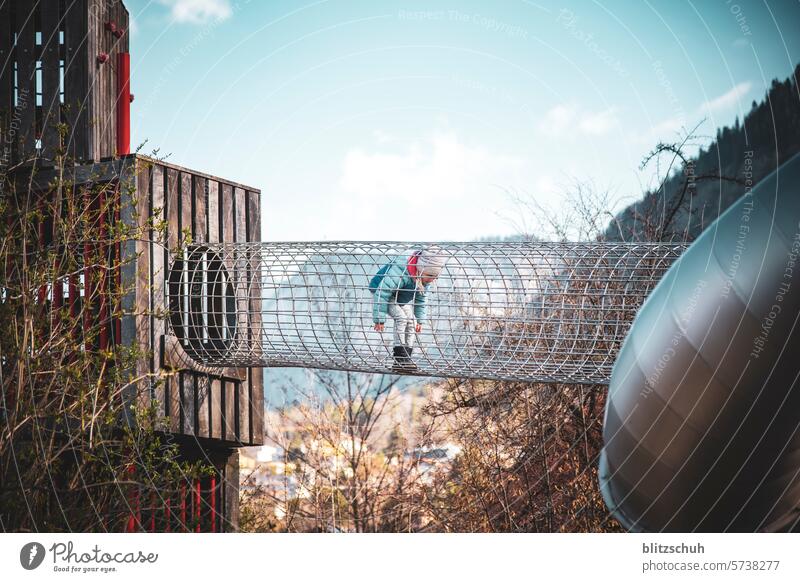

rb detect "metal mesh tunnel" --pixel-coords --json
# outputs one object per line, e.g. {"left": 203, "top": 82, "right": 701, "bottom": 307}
{"left": 166, "top": 241, "right": 686, "bottom": 384}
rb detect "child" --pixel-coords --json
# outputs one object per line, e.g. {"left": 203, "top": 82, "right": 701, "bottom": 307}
{"left": 369, "top": 247, "right": 447, "bottom": 373}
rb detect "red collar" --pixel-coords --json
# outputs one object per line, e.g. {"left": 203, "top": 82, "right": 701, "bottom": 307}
{"left": 407, "top": 251, "right": 420, "bottom": 278}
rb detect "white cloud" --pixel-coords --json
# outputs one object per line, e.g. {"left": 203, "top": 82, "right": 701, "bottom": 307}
{"left": 372, "top": 129, "right": 395, "bottom": 144}
{"left": 337, "top": 131, "right": 525, "bottom": 238}
{"left": 534, "top": 174, "right": 558, "bottom": 196}
{"left": 157, "top": 0, "right": 232, "bottom": 24}
{"left": 538, "top": 104, "right": 577, "bottom": 136}
{"left": 650, "top": 116, "right": 684, "bottom": 135}
{"left": 642, "top": 116, "right": 687, "bottom": 142}
{"left": 643, "top": 81, "right": 754, "bottom": 144}
{"left": 578, "top": 107, "right": 618, "bottom": 135}
{"left": 701, "top": 81, "right": 751, "bottom": 113}
{"left": 538, "top": 103, "right": 618, "bottom": 137}
{"left": 340, "top": 131, "right": 522, "bottom": 203}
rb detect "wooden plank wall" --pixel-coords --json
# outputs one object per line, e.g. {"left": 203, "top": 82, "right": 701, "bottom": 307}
{"left": 247, "top": 190, "right": 264, "bottom": 446}
{"left": 130, "top": 156, "right": 264, "bottom": 447}
{"left": 15, "top": 0, "right": 37, "bottom": 159}
{"left": 40, "top": 0, "right": 62, "bottom": 157}
{"left": 0, "top": 2, "right": 13, "bottom": 159}
{"left": 88, "top": 0, "right": 129, "bottom": 160}
{"left": 64, "top": 0, "right": 91, "bottom": 161}
{"left": 0, "top": 0, "right": 129, "bottom": 165}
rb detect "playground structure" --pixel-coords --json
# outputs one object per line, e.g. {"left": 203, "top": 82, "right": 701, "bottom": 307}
{"left": 166, "top": 241, "right": 685, "bottom": 384}
{"left": 3, "top": 0, "right": 800, "bottom": 534}
{"left": 163, "top": 149, "right": 800, "bottom": 531}
{"left": 1, "top": 0, "right": 262, "bottom": 532}
{"left": 162, "top": 155, "right": 800, "bottom": 533}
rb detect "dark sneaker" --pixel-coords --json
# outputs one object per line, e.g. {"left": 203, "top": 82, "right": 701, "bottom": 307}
{"left": 391, "top": 346, "right": 406, "bottom": 373}
{"left": 404, "top": 346, "right": 419, "bottom": 372}
{"left": 391, "top": 346, "right": 418, "bottom": 373}
{"left": 400, "top": 360, "right": 418, "bottom": 373}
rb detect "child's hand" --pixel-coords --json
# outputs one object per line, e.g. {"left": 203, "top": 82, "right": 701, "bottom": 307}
{"left": 374, "top": 323, "right": 385, "bottom": 332}
{"left": 415, "top": 323, "right": 422, "bottom": 333}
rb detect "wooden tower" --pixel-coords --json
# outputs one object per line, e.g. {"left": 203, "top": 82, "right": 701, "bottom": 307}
{"left": 0, "top": 0, "right": 263, "bottom": 532}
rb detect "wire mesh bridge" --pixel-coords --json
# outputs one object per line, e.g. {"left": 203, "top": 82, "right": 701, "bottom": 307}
{"left": 166, "top": 241, "right": 686, "bottom": 384}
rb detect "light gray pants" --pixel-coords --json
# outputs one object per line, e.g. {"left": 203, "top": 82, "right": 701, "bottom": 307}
{"left": 388, "top": 301, "right": 416, "bottom": 349}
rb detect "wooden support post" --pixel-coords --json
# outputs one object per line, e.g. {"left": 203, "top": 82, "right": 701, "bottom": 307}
{"left": 0, "top": 1, "right": 13, "bottom": 152}
{"left": 223, "top": 448, "right": 239, "bottom": 532}
{"left": 165, "top": 496, "right": 172, "bottom": 533}
{"left": 99, "top": 187, "right": 108, "bottom": 352}
{"left": 63, "top": 0, "right": 89, "bottom": 161}
{"left": 83, "top": 187, "right": 94, "bottom": 353}
{"left": 41, "top": 0, "right": 63, "bottom": 160}
{"left": 16, "top": 0, "right": 37, "bottom": 160}
{"left": 37, "top": 198, "right": 47, "bottom": 306}
{"left": 114, "top": 182, "right": 122, "bottom": 346}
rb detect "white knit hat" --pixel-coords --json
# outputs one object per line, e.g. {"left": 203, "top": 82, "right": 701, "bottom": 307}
{"left": 417, "top": 246, "right": 448, "bottom": 278}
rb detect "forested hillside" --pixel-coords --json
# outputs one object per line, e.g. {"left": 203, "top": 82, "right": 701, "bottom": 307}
{"left": 607, "top": 64, "right": 800, "bottom": 242}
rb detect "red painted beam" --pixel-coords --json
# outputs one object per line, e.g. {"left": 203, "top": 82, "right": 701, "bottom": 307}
{"left": 116, "top": 53, "right": 131, "bottom": 156}
{"left": 150, "top": 490, "right": 156, "bottom": 532}
{"left": 69, "top": 272, "right": 78, "bottom": 341}
{"left": 125, "top": 464, "right": 136, "bottom": 532}
{"left": 180, "top": 482, "right": 187, "bottom": 530}
{"left": 210, "top": 475, "right": 216, "bottom": 532}
{"left": 195, "top": 479, "right": 201, "bottom": 532}
{"left": 53, "top": 268, "right": 63, "bottom": 316}
{"left": 135, "top": 483, "right": 142, "bottom": 531}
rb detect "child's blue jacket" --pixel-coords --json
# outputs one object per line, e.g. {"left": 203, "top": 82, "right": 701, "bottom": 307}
{"left": 369, "top": 253, "right": 430, "bottom": 324}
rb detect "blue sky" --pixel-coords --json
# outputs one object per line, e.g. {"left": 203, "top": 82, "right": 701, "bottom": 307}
{"left": 125, "top": 0, "right": 800, "bottom": 242}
